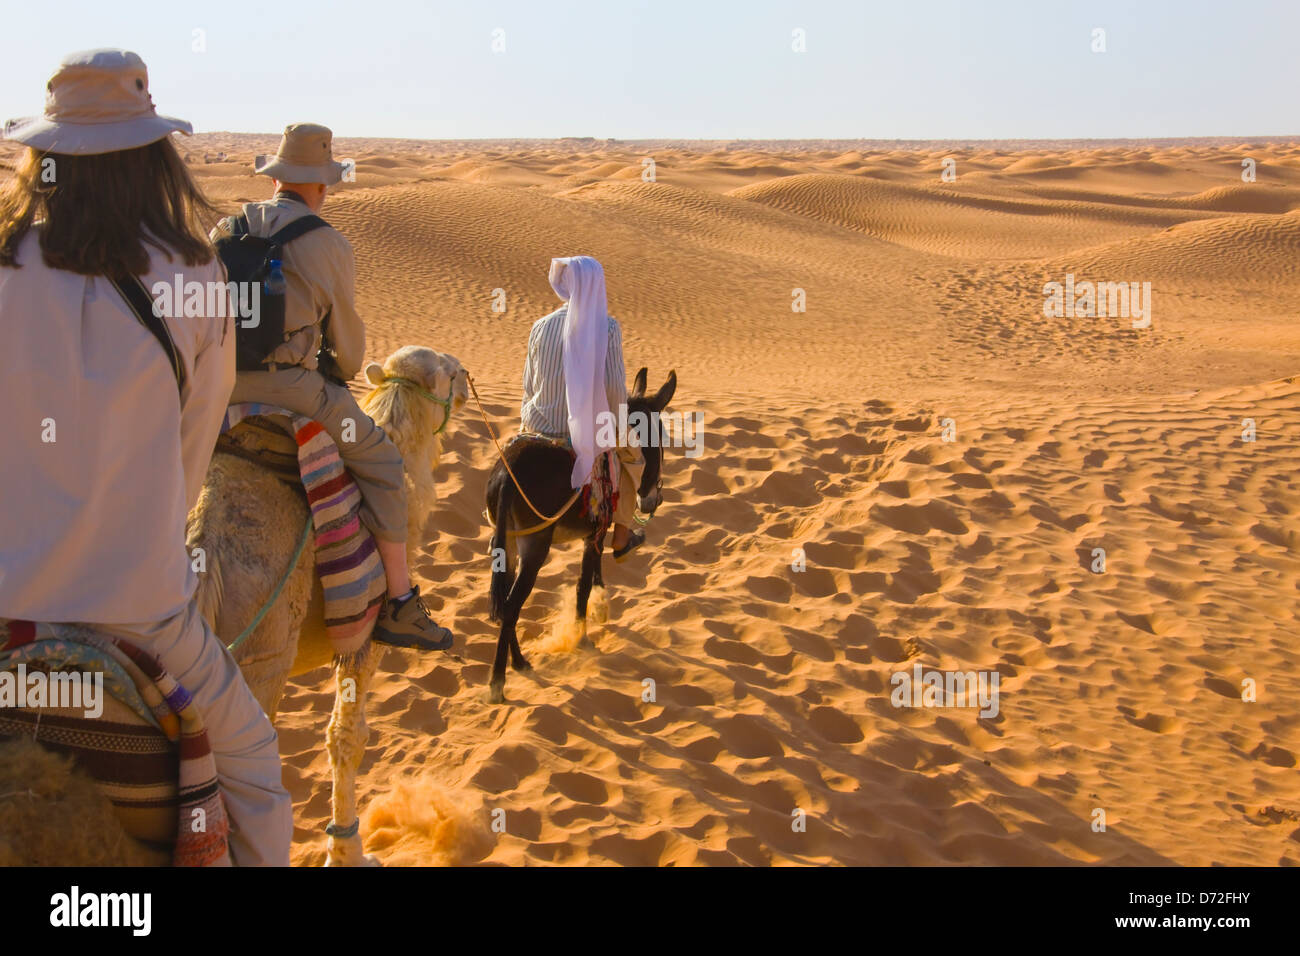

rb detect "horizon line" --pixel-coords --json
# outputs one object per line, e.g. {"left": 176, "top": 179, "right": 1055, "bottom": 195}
{"left": 181, "top": 133, "right": 1300, "bottom": 150}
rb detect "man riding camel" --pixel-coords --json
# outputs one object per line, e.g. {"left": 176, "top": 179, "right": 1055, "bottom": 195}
{"left": 521, "top": 256, "right": 645, "bottom": 559}
{"left": 212, "top": 124, "right": 453, "bottom": 651}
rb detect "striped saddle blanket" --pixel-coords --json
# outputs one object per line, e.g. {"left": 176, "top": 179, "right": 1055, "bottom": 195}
{"left": 0, "top": 619, "right": 231, "bottom": 866}
{"left": 221, "top": 402, "right": 387, "bottom": 655}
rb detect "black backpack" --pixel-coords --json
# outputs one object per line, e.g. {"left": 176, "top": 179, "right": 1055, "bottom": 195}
{"left": 214, "top": 214, "right": 329, "bottom": 371}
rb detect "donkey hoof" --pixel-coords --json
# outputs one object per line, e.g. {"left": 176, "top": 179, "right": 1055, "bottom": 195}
{"left": 487, "top": 681, "right": 506, "bottom": 704}
{"left": 511, "top": 655, "right": 532, "bottom": 673}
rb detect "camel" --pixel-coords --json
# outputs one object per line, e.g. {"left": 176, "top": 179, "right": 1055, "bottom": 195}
{"left": 190, "top": 345, "right": 468, "bottom": 865}
{"left": 0, "top": 345, "right": 467, "bottom": 867}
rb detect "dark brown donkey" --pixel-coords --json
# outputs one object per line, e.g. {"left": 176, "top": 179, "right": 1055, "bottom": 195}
{"left": 485, "top": 368, "right": 678, "bottom": 703}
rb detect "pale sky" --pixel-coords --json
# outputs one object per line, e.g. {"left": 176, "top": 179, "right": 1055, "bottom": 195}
{"left": 2, "top": 0, "right": 1295, "bottom": 141}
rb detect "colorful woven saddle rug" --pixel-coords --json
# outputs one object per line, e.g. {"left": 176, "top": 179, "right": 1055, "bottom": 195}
{"left": 585, "top": 449, "right": 619, "bottom": 539}
{"left": 220, "top": 402, "right": 387, "bottom": 655}
{"left": 0, "top": 619, "right": 231, "bottom": 866}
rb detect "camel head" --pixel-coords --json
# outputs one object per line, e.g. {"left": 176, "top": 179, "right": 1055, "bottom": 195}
{"left": 359, "top": 346, "right": 469, "bottom": 548}
{"left": 360, "top": 346, "right": 469, "bottom": 443}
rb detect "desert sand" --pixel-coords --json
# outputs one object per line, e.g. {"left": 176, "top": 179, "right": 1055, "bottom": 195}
{"left": 11, "top": 135, "right": 1299, "bottom": 865}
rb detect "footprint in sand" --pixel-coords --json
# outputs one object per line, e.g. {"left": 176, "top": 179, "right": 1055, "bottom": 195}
{"left": 1117, "top": 610, "right": 1180, "bottom": 636}
{"left": 809, "top": 705, "right": 865, "bottom": 744}
{"left": 1117, "top": 705, "right": 1182, "bottom": 734}
{"left": 548, "top": 770, "right": 612, "bottom": 805}
{"left": 743, "top": 574, "right": 794, "bottom": 602}
{"left": 1201, "top": 675, "right": 1241, "bottom": 699}
{"left": 718, "top": 714, "right": 785, "bottom": 759}
{"left": 1247, "top": 744, "right": 1297, "bottom": 768}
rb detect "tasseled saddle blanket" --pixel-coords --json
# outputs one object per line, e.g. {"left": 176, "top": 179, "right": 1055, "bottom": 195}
{"left": 586, "top": 448, "right": 619, "bottom": 542}
{"left": 220, "top": 402, "right": 386, "bottom": 655}
{"left": 0, "top": 619, "right": 231, "bottom": 866}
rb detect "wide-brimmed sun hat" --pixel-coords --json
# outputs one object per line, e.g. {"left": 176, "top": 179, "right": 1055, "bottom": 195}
{"left": 2, "top": 48, "right": 192, "bottom": 155}
{"left": 254, "top": 123, "right": 347, "bottom": 186}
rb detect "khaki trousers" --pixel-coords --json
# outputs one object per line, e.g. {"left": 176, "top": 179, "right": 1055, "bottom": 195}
{"left": 231, "top": 366, "right": 408, "bottom": 542}
{"left": 613, "top": 445, "right": 644, "bottom": 526}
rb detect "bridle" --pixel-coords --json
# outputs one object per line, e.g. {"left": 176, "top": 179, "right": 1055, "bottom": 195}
{"left": 634, "top": 448, "right": 663, "bottom": 527}
{"left": 380, "top": 374, "right": 458, "bottom": 435}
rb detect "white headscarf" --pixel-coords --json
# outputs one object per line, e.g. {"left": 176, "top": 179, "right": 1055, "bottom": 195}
{"left": 549, "top": 256, "right": 610, "bottom": 489}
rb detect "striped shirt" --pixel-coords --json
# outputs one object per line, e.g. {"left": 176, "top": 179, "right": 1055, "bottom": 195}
{"left": 521, "top": 306, "right": 628, "bottom": 438}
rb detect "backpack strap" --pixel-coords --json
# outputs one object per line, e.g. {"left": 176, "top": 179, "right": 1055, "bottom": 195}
{"left": 219, "top": 212, "right": 324, "bottom": 247}
{"left": 267, "top": 215, "right": 329, "bottom": 248}
{"left": 109, "top": 274, "right": 186, "bottom": 397}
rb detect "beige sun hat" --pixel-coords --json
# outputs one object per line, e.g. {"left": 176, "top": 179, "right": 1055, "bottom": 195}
{"left": 254, "top": 123, "right": 347, "bottom": 185}
{"left": 2, "top": 49, "right": 192, "bottom": 155}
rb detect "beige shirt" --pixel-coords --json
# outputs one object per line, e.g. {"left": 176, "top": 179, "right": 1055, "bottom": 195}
{"left": 0, "top": 229, "right": 235, "bottom": 623}
{"left": 211, "top": 194, "right": 365, "bottom": 380}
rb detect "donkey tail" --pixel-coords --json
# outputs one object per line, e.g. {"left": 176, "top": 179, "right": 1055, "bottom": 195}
{"left": 488, "top": 481, "right": 514, "bottom": 623}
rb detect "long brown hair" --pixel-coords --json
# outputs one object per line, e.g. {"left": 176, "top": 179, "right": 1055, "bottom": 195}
{"left": 0, "top": 136, "right": 218, "bottom": 275}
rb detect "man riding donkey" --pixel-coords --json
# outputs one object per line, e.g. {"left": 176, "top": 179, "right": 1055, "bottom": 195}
{"left": 521, "top": 255, "right": 647, "bottom": 559}
{"left": 211, "top": 124, "right": 454, "bottom": 651}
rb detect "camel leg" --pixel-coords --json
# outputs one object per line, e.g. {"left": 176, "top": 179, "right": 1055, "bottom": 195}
{"left": 492, "top": 534, "right": 548, "bottom": 702}
{"left": 324, "top": 641, "right": 380, "bottom": 866}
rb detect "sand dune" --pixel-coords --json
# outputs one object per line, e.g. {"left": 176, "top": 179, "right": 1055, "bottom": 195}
{"left": 5, "top": 135, "right": 1297, "bottom": 865}
{"left": 1185, "top": 184, "right": 1300, "bottom": 213}
{"left": 730, "top": 174, "right": 1198, "bottom": 258}
{"left": 1046, "top": 212, "right": 1300, "bottom": 285}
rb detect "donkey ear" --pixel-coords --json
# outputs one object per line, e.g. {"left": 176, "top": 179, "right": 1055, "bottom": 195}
{"left": 631, "top": 367, "right": 648, "bottom": 398}
{"left": 364, "top": 362, "right": 386, "bottom": 386}
{"left": 652, "top": 370, "right": 677, "bottom": 411}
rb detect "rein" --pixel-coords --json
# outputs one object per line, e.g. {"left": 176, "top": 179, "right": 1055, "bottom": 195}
{"left": 227, "top": 515, "right": 313, "bottom": 652}
{"left": 468, "top": 374, "right": 581, "bottom": 534}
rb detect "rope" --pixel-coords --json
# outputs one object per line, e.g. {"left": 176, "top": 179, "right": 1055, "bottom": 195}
{"left": 378, "top": 376, "right": 454, "bottom": 435}
{"left": 468, "top": 375, "right": 582, "bottom": 533}
{"left": 227, "top": 515, "right": 313, "bottom": 652}
{"left": 480, "top": 496, "right": 581, "bottom": 537}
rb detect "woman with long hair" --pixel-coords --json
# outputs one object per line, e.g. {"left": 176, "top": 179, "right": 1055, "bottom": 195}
{"left": 0, "top": 49, "right": 290, "bottom": 866}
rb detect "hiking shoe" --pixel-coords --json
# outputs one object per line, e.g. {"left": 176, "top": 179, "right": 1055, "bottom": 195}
{"left": 612, "top": 529, "right": 646, "bottom": 564}
{"left": 373, "top": 587, "right": 454, "bottom": 651}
